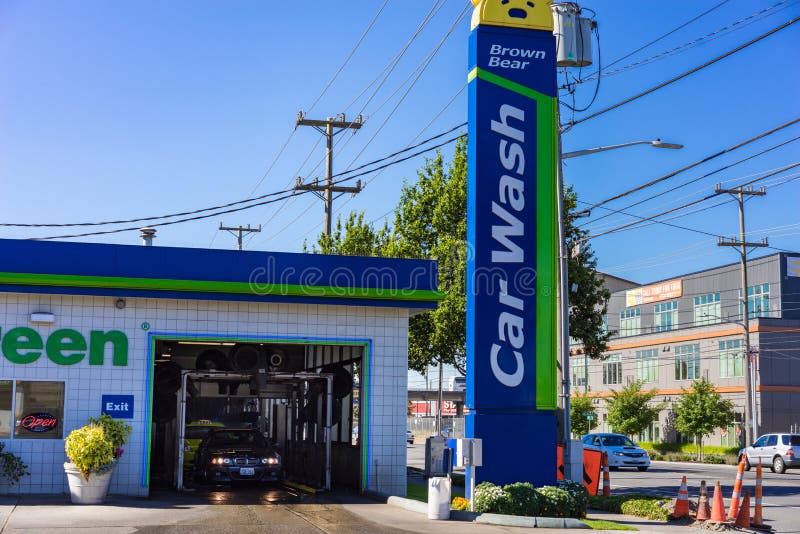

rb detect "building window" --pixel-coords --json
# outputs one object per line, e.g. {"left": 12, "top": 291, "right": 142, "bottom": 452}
{"left": 571, "top": 357, "right": 587, "bottom": 388}
{"left": 0, "top": 381, "right": 11, "bottom": 439}
{"left": 675, "top": 344, "right": 701, "bottom": 380}
{"left": 603, "top": 354, "right": 622, "bottom": 385}
{"left": 654, "top": 301, "right": 678, "bottom": 332}
{"left": 619, "top": 308, "right": 641, "bottom": 337}
{"left": 719, "top": 339, "right": 744, "bottom": 378}
{"left": 740, "top": 284, "right": 771, "bottom": 319}
{"left": 635, "top": 349, "right": 659, "bottom": 383}
{"left": 638, "top": 419, "right": 660, "bottom": 444}
{"left": 694, "top": 293, "right": 721, "bottom": 325}
{"left": 12, "top": 381, "right": 65, "bottom": 439}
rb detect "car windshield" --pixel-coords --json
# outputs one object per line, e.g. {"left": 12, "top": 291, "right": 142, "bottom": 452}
{"left": 186, "top": 426, "right": 220, "bottom": 440}
{"left": 208, "top": 430, "right": 267, "bottom": 448}
{"left": 600, "top": 435, "right": 636, "bottom": 447}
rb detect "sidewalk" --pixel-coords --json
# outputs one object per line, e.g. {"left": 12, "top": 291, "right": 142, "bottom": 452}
{"left": 0, "top": 491, "right": 689, "bottom": 534}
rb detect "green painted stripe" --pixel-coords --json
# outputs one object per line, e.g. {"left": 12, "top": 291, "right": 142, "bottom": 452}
{"left": 0, "top": 271, "right": 444, "bottom": 302}
{"left": 361, "top": 343, "right": 371, "bottom": 489}
{"left": 467, "top": 67, "right": 478, "bottom": 83}
{"left": 474, "top": 67, "right": 558, "bottom": 410}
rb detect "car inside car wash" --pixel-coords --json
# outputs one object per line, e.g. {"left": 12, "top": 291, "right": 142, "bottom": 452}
{"left": 0, "top": 238, "right": 441, "bottom": 497}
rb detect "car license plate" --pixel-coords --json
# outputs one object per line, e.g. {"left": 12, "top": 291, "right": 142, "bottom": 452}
{"left": 240, "top": 467, "right": 255, "bottom": 476}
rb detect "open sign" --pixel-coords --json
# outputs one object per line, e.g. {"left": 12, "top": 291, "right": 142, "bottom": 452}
{"left": 20, "top": 413, "right": 58, "bottom": 433}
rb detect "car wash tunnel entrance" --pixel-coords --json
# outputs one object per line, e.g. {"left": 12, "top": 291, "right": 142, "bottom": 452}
{"left": 149, "top": 338, "right": 363, "bottom": 492}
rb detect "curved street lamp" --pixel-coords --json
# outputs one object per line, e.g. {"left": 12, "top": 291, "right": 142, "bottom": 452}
{"left": 562, "top": 139, "right": 684, "bottom": 159}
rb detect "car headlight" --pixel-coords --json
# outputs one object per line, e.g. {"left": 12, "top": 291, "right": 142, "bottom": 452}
{"left": 613, "top": 451, "right": 625, "bottom": 456}
{"left": 222, "top": 457, "right": 232, "bottom": 465}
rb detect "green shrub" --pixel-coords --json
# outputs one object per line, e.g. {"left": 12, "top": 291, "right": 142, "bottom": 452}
{"left": 89, "top": 414, "right": 132, "bottom": 453}
{"left": 538, "top": 486, "right": 577, "bottom": 518}
{"left": 557, "top": 479, "right": 589, "bottom": 518}
{"left": 703, "top": 454, "right": 725, "bottom": 464}
{"left": 498, "top": 482, "right": 542, "bottom": 516}
{"left": 473, "top": 481, "right": 507, "bottom": 513}
{"left": 65, "top": 425, "right": 115, "bottom": 479}
{"left": 0, "top": 442, "right": 29, "bottom": 486}
{"left": 589, "top": 495, "right": 671, "bottom": 521}
{"left": 679, "top": 454, "right": 694, "bottom": 462}
{"left": 637, "top": 442, "right": 740, "bottom": 456}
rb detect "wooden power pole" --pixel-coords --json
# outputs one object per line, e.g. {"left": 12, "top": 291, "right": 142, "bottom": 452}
{"left": 715, "top": 183, "right": 768, "bottom": 447}
{"left": 294, "top": 113, "right": 363, "bottom": 236}
{"left": 219, "top": 223, "right": 261, "bottom": 250}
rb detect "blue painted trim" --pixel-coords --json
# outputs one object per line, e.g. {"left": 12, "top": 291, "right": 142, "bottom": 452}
{"left": 140, "top": 331, "right": 374, "bottom": 491}
{"left": 0, "top": 238, "right": 437, "bottom": 292}
{"left": 0, "top": 284, "right": 438, "bottom": 310}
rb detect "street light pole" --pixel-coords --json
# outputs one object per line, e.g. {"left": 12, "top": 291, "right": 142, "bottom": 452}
{"left": 556, "top": 136, "right": 683, "bottom": 481}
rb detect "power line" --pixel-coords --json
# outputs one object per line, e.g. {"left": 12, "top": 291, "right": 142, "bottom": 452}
{"left": 565, "top": 16, "right": 800, "bottom": 129}
{"left": 578, "top": 117, "right": 800, "bottom": 217}
{"left": 581, "top": 134, "right": 800, "bottom": 228}
{"left": 585, "top": 165, "right": 800, "bottom": 241}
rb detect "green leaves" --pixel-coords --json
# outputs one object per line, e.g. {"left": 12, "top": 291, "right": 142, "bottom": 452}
{"left": 673, "top": 378, "right": 736, "bottom": 458}
{"left": 65, "top": 424, "right": 115, "bottom": 479}
{"left": 605, "top": 380, "right": 665, "bottom": 437}
{"left": 570, "top": 393, "right": 597, "bottom": 437}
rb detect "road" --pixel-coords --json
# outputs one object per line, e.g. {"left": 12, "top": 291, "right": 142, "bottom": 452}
{"left": 408, "top": 444, "right": 799, "bottom": 533}
{"left": 612, "top": 461, "right": 799, "bottom": 534}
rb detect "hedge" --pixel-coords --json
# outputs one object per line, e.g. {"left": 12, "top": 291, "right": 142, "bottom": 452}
{"left": 472, "top": 480, "right": 588, "bottom": 518}
{"left": 637, "top": 442, "right": 740, "bottom": 456}
{"left": 589, "top": 495, "right": 671, "bottom": 521}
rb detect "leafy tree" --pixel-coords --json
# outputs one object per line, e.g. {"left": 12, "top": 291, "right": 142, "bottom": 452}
{"left": 570, "top": 393, "right": 597, "bottom": 437}
{"left": 605, "top": 381, "right": 665, "bottom": 438}
{"left": 673, "top": 378, "right": 736, "bottom": 460}
{"left": 305, "top": 211, "right": 389, "bottom": 256}
{"left": 309, "top": 138, "right": 611, "bottom": 376}
{"left": 564, "top": 185, "right": 613, "bottom": 359}
{"left": 384, "top": 138, "right": 467, "bottom": 374}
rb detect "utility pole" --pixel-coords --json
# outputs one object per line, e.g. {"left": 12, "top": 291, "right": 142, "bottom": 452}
{"left": 218, "top": 223, "right": 261, "bottom": 251}
{"left": 715, "top": 183, "right": 768, "bottom": 446}
{"left": 437, "top": 358, "right": 444, "bottom": 437}
{"left": 294, "top": 113, "right": 363, "bottom": 236}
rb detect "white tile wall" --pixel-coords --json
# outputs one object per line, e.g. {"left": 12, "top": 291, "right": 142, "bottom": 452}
{"left": 0, "top": 293, "right": 410, "bottom": 497}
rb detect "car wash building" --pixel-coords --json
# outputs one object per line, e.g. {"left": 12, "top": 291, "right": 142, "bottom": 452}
{"left": 0, "top": 238, "right": 441, "bottom": 497}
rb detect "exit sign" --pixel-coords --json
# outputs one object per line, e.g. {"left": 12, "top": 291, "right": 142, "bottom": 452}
{"left": 102, "top": 394, "right": 134, "bottom": 419}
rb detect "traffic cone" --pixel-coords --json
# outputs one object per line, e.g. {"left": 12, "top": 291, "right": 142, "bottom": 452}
{"left": 753, "top": 459, "right": 764, "bottom": 527}
{"left": 728, "top": 455, "right": 746, "bottom": 519}
{"left": 673, "top": 475, "right": 690, "bottom": 518}
{"left": 696, "top": 480, "right": 710, "bottom": 521}
{"left": 602, "top": 452, "right": 611, "bottom": 497}
{"left": 709, "top": 481, "right": 727, "bottom": 523}
{"left": 735, "top": 490, "right": 751, "bottom": 528}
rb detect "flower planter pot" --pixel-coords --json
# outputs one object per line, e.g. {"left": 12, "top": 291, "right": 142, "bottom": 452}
{"left": 64, "top": 462, "right": 114, "bottom": 504}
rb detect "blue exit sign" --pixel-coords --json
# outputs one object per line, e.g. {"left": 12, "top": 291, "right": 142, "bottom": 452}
{"left": 101, "top": 394, "right": 134, "bottom": 419}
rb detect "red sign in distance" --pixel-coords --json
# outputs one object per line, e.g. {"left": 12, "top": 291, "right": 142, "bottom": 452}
{"left": 20, "top": 413, "right": 58, "bottom": 433}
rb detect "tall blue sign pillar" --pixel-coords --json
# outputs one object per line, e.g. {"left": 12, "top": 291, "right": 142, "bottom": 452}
{"left": 466, "top": 0, "right": 558, "bottom": 490}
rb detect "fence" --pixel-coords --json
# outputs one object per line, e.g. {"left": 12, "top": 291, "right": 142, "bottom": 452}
{"left": 407, "top": 416, "right": 465, "bottom": 438}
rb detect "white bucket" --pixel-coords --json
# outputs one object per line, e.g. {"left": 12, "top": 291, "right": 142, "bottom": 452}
{"left": 427, "top": 476, "right": 451, "bottom": 520}
{"left": 64, "top": 463, "right": 114, "bottom": 504}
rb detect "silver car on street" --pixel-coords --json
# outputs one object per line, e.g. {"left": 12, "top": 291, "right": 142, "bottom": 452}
{"left": 739, "top": 433, "right": 800, "bottom": 473}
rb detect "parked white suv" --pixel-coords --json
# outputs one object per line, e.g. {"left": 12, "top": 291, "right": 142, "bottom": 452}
{"left": 739, "top": 433, "right": 800, "bottom": 474}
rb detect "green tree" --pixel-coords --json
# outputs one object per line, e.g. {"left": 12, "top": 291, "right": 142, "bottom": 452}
{"left": 605, "top": 381, "right": 665, "bottom": 438}
{"left": 385, "top": 139, "right": 467, "bottom": 374}
{"left": 309, "top": 138, "right": 611, "bottom": 375}
{"left": 564, "top": 185, "right": 613, "bottom": 359}
{"left": 570, "top": 393, "right": 597, "bottom": 437}
{"left": 673, "top": 378, "right": 736, "bottom": 460}
{"left": 305, "top": 211, "right": 389, "bottom": 256}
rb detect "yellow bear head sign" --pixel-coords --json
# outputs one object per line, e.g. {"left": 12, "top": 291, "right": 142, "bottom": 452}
{"left": 471, "top": 0, "right": 554, "bottom": 32}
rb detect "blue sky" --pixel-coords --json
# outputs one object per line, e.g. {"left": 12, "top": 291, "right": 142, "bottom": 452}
{"left": 1, "top": 0, "right": 798, "bottom": 297}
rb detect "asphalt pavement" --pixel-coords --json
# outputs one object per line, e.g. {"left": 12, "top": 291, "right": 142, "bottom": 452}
{"left": 408, "top": 443, "right": 799, "bottom": 533}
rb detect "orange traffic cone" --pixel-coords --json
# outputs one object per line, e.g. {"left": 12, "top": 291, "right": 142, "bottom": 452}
{"left": 602, "top": 452, "right": 611, "bottom": 497}
{"left": 753, "top": 459, "right": 764, "bottom": 527}
{"left": 735, "top": 489, "right": 751, "bottom": 528}
{"left": 709, "top": 481, "right": 727, "bottom": 523}
{"left": 673, "top": 475, "right": 690, "bottom": 518}
{"left": 728, "top": 456, "right": 746, "bottom": 518}
{"left": 696, "top": 480, "right": 711, "bottom": 521}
